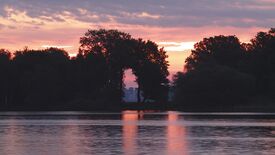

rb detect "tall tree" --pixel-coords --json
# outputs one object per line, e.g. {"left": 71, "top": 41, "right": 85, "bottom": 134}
{"left": 0, "top": 49, "right": 11, "bottom": 105}
{"left": 134, "top": 41, "right": 169, "bottom": 103}
{"left": 79, "top": 29, "right": 133, "bottom": 103}
{"left": 173, "top": 35, "right": 254, "bottom": 108}
{"left": 12, "top": 48, "right": 70, "bottom": 106}
{"left": 79, "top": 29, "right": 169, "bottom": 103}
{"left": 248, "top": 28, "right": 275, "bottom": 95}
{"left": 72, "top": 45, "right": 108, "bottom": 104}
{"left": 185, "top": 35, "right": 244, "bottom": 71}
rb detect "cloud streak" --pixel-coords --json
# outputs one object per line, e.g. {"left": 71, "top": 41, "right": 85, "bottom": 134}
{"left": 0, "top": 0, "right": 274, "bottom": 28}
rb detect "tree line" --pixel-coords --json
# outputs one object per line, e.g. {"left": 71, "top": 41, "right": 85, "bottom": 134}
{"left": 0, "top": 28, "right": 274, "bottom": 111}
{"left": 173, "top": 28, "right": 275, "bottom": 111}
{"left": 0, "top": 29, "right": 169, "bottom": 110}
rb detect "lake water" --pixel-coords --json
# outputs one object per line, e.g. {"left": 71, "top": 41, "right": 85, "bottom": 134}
{"left": 1, "top": 111, "right": 275, "bottom": 155}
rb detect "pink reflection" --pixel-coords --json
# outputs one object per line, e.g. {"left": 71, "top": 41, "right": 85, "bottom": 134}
{"left": 62, "top": 124, "right": 81, "bottom": 155}
{"left": 166, "top": 112, "right": 188, "bottom": 155}
{"left": 1, "top": 119, "right": 22, "bottom": 155}
{"left": 122, "top": 111, "right": 143, "bottom": 155}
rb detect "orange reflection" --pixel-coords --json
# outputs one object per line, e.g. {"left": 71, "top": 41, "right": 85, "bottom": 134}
{"left": 122, "top": 111, "right": 143, "bottom": 155}
{"left": 166, "top": 112, "right": 188, "bottom": 155}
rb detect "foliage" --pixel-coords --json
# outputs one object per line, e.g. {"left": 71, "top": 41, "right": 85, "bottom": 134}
{"left": 79, "top": 29, "right": 169, "bottom": 103}
{"left": 0, "top": 29, "right": 169, "bottom": 110}
{"left": 173, "top": 28, "right": 275, "bottom": 109}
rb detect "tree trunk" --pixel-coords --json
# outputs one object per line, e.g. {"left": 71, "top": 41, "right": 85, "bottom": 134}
{"left": 137, "top": 85, "right": 141, "bottom": 103}
{"left": 119, "top": 68, "right": 124, "bottom": 103}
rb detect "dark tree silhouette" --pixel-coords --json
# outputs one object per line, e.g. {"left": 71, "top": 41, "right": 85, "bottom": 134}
{"left": 134, "top": 40, "right": 169, "bottom": 103}
{"left": 12, "top": 48, "right": 70, "bottom": 106}
{"left": 79, "top": 29, "right": 133, "bottom": 103}
{"left": 185, "top": 35, "right": 244, "bottom": 71}
{"left": 79, "top": 29, "right": 169, "bottom": 104}
{"left": 247, "top": 28, "right": 275, "bottom": 96}
{"left": 173, "top": 28, "right": 275, "bottom": 111}
{"left": 173, "top": 66, "right": 255, "bottom": 108}
{"left": 71, "top": 45, "right": 108, "bottom": 105}
{"left": 0, "top": 29, "right": 169, "bottom": 110}
{"left": 173, "top": 35, "right": 255, "bottom": 109}
{"left": 1, "top": 28, "right": 275, "bottom": 111}
{"left": 0, "top": 49, "right": 11, "bottom": 105}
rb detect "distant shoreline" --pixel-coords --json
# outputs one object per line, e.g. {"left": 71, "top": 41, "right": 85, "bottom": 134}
{"left": 1, "top": 102, "right": 275, "bottom": 112}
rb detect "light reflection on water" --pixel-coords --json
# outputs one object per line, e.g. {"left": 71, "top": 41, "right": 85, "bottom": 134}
{"left": 123, "top": 111, "right": 139, "bottom": 155}
{"left": 166, "top": 111, "right": 187, "bottom": 155}
{"left": 1, "top": 111, "right": 275, "bottom": 154}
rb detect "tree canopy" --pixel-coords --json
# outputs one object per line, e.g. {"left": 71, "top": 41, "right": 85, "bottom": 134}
{"left": 173, "top": 28, "right": 275, "bottom": 110}
{"left": 0, "top": 29, "right": 169, "bottom": 110}
{"left": 78, "top": 29, "right": 169, "bottom": 103}
{"left": 1, "top": 28, "right": 275, "bottom": 111}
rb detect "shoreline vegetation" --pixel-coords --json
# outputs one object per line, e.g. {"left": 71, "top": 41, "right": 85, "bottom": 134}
{"left": 0, "top": 28, "right": 275, "bottom": 112}
{"left": 2, "top": 100, "right": 275, "bottom": 112}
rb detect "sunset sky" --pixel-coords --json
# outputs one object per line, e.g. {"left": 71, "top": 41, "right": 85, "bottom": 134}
{"left": 0, "top": 0, "right": 274, "bottom": 87}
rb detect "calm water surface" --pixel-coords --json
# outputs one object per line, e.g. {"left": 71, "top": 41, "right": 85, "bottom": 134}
{"left": 1, "top": 111, "right": 275, "bottom": 155}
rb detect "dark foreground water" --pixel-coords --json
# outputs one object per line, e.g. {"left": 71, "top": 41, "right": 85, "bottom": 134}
{"left": 1, "top": 111, "right": 275, "bottom": 155}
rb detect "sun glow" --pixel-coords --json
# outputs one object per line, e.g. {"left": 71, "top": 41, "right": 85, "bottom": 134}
{"left": 158, "top": 42, "right": 195, "bottom": 52}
